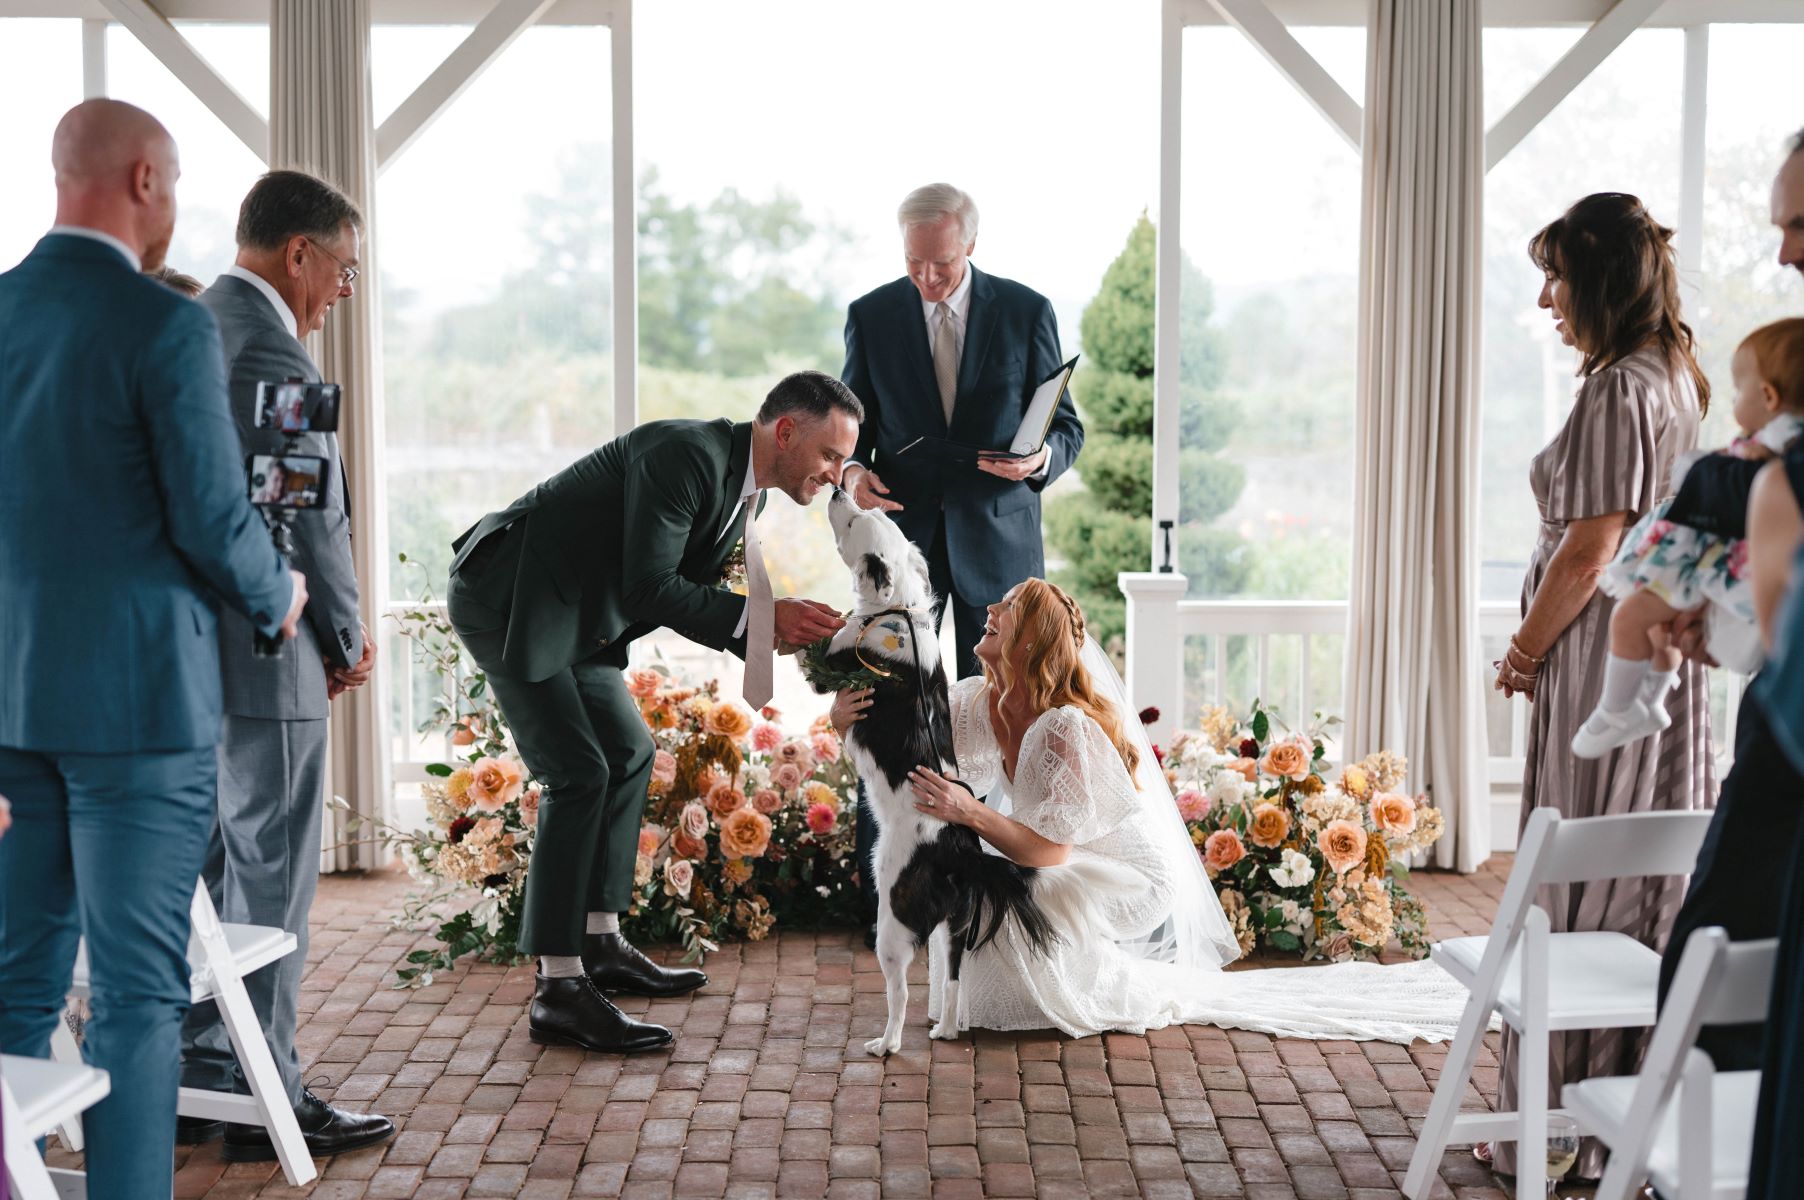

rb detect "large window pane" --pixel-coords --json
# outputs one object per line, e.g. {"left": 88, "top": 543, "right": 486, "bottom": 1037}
{"left": 0, "top": 20, "right": 82, "bottom": 271}
{"left": 1177, "top": 26, "right": 1365, "bottom": 603}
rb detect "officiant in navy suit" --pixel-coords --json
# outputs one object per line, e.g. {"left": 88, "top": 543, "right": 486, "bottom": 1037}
{"left": 839, "top": 183, "right": 1084, "bottom": 933}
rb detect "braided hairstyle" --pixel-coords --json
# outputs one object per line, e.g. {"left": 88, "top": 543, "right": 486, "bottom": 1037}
{"left": 1529, "top": 192, "right": 1710, "bottom": 414}
{"left": 986, "top": 579, "right": 1140, "bottom": 781}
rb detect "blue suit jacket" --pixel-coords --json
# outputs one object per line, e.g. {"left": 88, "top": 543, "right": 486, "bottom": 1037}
{"left": 0, "top": 234, "right": 294, "bottom": 753}
{"left": 841, "top": 265, "right": 1083, "bottom": 603}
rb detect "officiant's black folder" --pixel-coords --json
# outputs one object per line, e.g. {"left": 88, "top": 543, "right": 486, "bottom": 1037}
{"left": 896, "top": 354, "right": 1079, "bottom": 467}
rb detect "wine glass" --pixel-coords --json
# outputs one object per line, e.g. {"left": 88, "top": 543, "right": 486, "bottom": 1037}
{"left": 1543, "top": 1116, "right": 1580, "bottom": 1198}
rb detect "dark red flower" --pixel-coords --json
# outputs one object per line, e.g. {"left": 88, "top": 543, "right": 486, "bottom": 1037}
{"left": 1152, "top": 744, "right": 1165, "bottom": 765}
{"left": 1239, "top": 737, "right": 1261, "bottom": 758}
{"left": 448, "top": 816, "right": 475, "bottom": 844}
{"left": 1138, "top": 706, "right": 1161, "bottom": 725}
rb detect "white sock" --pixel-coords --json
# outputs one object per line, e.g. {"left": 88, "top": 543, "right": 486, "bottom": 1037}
{"left": 540, "top": 955, "right": 584, "bottom": 978}
{"left": 1639, "top": 666, "right": 1679, "bottom": 708}
{"left": 1599, "top": 654, "right": 1649, "bottom": 714}
{"left": 586, "top": 912, "right": 620, "bottom": 935}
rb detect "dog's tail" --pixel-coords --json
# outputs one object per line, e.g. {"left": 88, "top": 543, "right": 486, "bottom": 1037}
{"left": 948, "top": 843, "right": 1059, "bottom": 957}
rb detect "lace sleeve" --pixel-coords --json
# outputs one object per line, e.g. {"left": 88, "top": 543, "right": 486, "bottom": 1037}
{"left": 1015, "top": 706, "right": 1139, "bottom": 846}
{"left": 949, "top": 675, "right": 1002, "bottom": 795}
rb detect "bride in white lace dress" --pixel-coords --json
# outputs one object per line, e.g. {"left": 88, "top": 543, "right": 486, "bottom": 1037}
{"left": 839, "top": 579, "right": 1478, "bottom": 1046}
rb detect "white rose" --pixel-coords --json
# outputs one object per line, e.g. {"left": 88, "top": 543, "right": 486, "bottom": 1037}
{"left": 1269, "top": 848, "right": 1316, "bottom": 890}
{"left": 1208, "top": 770, "right": 1246, "bottom": 807}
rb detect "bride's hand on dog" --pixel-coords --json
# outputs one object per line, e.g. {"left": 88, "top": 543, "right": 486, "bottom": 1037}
{"left": 775, "top": 597, "right": 845, "bottom": 647}
{"left": 830, "top": 687, "right": 873, "bottom": 733}
{"left": 909, "top": 767, "right": 973, "bottom": 826}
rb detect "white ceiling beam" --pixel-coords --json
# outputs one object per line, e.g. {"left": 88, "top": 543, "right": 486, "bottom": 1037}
{"left": 375, "top": 0, "right": 558, "bottom": 172}
{"left": 96, "top": 0, "right": 268, "bottom": 160}
{"left": 1484, "top": 0, "right": 1665, "bottom": 173}
{"left": 5, "top": 0, "right": 609, "bottom": 21}
{"left": 1171, "top": 0, "right": 1804, "bottom": 26}
{"left": 1204, "top": 0, "right": 1362, "bottom": 150}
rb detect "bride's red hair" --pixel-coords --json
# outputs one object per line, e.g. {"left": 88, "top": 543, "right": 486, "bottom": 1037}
{"left": 984, "top": 579, "right": 1140, "bottom": 781}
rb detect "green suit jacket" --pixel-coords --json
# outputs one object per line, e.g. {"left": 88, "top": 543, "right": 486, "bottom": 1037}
{"left": 449, "top": 418, "right": 760, "bottom": 682}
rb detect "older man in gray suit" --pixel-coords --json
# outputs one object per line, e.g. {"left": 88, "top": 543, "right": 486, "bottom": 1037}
{"left": 178, "top": 169, "right": 391, "bottom": 1162}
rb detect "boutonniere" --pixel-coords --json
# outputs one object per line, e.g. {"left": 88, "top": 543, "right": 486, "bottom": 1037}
{"left": 719, "top": 539, "right": 748, "bottom": 592}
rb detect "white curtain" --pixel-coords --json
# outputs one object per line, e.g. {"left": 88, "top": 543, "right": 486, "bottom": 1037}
{"left": 270, "top": 0, "right": 391, "bottom": 873}
{"left": 1343, "top": 0, "right": 1489, "bottom": 871}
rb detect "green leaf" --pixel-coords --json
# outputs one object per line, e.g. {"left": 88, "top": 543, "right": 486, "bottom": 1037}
{"left": 424, "top": 762, "right": 454, "bottom": 778}
{"left": 1251, "top": 710, "right": 1269, "bottom": 741}
{"left": 1263, "top": 907, "right": 1284, "bottom": 930}
{"left": 1270, "top": 930, "right": 1300, "bottom": 951}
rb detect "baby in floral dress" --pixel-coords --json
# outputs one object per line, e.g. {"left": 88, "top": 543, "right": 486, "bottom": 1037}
{"left": 1574, "top": 318, "right": 1804, "bottom": 758}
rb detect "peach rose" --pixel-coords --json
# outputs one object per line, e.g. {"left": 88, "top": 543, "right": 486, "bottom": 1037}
{"left": 451, "top": 712, "right": 483, "bottom": 746}
{"left": 679, "top": 801, "right": 710, "bottom": 842}
{"left": 752, "top": 788, "right": 784, "bottom": 815}
{"left": 707, "top": 781, "right": 747, "bottom": 820}
{"left": 637, "top": 824, "right": 664, "bottom": 857}
{"left": 468, "top": 816, "right": 505, "bottom": 845}
{"left": 1204, "top": 829, "right": 1246, "bottom": 875}
{"left": 806, "top": 803, "right": 838, "bottom": 835}
{"left": 1175, "top": 790, "right": 1210, "bottom": 823}
{"left": 705, "top": 702, "right": 755, "bottom": 742}
{"left": 719, "top": 807, "right": 774, "bottom": 859}
{"left": 626, "top": 667, "right": 663, "bottom": 699}
{"left": 771, "top": 762, "right": 804, "bottom": 795}
{"left": 1247, "top": 803, "right": 1291, "bottom": 849}
{"left": 662, "top": 857, "right": 694, "bottom": 898}
{"left": 1260, "top": 738, "right": 1311, "bottom": 782}
{"left": 520, "top": 785, "right": 541, "bottom": 829}
{"left": 1227, "top": 757, "right": 1259, "bottom": 783}
{"left": 467, "top": 756, "right": 525, "bottom": 813}
{"left": 1369, "top": 792, "right": 1417, "bottom": 837}
{"left": 774, "top": 739, "right": 817, "bottom": 775}
{"left": 650, "top": 750, "right": 678, "bottom": 788}
{"left": 811, "top": 730, "right": 842, "bottom": 762}
{"left": 1318, "top": 819, "right": 1369, "bottom": 876}
{"left": 752, "top": 722, "right": 784, "bottom": 752}
{"left": 672, "top": 830, "right": 707, "bottom": 860}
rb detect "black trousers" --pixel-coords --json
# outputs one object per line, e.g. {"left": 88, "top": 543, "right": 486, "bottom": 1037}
{"left": 1656, "top": 684, "right": 1804, "bottom": 1069}
{"left": 854, "top": 516, "right": 990, "bottom": 922}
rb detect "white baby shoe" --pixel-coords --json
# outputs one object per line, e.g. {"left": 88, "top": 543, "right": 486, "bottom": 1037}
{"left": 1571, "top": 701, "right": 1669, "bottom": 759}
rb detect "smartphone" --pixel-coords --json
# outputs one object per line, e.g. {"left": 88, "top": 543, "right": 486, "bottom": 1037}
{"left": 247, "top": 453, "right": 328, "bottom": 510}
{"left": 253, "top": 381, "right": 341, "bottom": 434}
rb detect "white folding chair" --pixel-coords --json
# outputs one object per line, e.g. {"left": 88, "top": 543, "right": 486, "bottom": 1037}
{"left": 1402, "top": 806, "right": 1715, "bottom": 1200}
{"left": 48, "top": 880, "right": 317, "bottom": 1187}
{"left": 1567, "top": 927, "right": 1775, "bottom": 1200}
{"left": 3, "top": 1053, "right": 110, "bottom": 1200}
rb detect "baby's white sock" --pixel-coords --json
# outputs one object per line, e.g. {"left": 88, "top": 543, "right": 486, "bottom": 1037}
{"left": 586, "top": 912, "right": 620, "bottom": 935}
{"left": 540, "top": 955, "right": 584, "bottom": 978}
{"left": 1639, "top": 665, "right": 1680, "bottom": 709}
{"left": 1599, "top": 654, "right": 1650, "bottom": 714}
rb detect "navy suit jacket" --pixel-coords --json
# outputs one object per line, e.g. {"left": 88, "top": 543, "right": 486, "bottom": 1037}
{"left": 840, "top": 265, "right": 1083, "bottom": 603}
{"left": 0, "top": 234, "right": 294, "bottom": 753}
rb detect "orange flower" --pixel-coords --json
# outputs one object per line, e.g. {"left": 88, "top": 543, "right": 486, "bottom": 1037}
{"left": 704, "top": 702, "right": 754, "bottom": 742}
{"left": 707, "top": 781, "right": 747, "bottom": 820}
{"left": 451, "top": 712, "right": 483, "bottom": 746}
{"left": 1369, "top": 792, "right": 1417, "bottom": 837}
{"left": 672, "top": 830, "right": 706, "bottom": 860}
{"left": 1247, "top": 803, "right": 1291, "bottom": 849}
{"left": 1260, "top": 739, "right": 1310, "bottom": 782}
{"left": 1339, "top": 764, "right": 1372, "bottom": 799}
{"left": 719, "top": 808, "right": 774, "bottom": 859}
{"left": 1204, "top": 829, "right": 1246, "bottom": 875}
{"left": 1226, "top": 757, "right": 1259, "bottom": 783}
{"left": 1318, "top": 819, "right": 1368, "bottom": 876}
{"left": 626, "top": 667, "right": 663, "bottom": 699}
{"left": 467, "top": 756, "right": 524, "bottom": 813}
{"left": 637, "top": 824, "right": 663, "bottom": 857}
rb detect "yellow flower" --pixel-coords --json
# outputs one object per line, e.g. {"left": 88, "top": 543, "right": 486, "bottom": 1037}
{"left": 803, "top": 781, "right": 838, "bottom": 812}
{"left": 722, "top": 858, "right": 753, "bottom": 887}
{"left": 445, "top": 768, "right": 473, "bottom": 805}
{"left": 1339, "top": 764, "right": 1371, "bottom": 800}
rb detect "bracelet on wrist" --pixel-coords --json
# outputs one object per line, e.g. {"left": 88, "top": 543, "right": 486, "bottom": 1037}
{"left": 1508, "top": 635, "right": 1545, "bottom": 666}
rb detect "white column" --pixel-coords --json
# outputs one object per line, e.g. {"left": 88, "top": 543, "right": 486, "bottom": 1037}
{"left": 611, "top": 0, "right": 637, "bottom": 436}
{"left": 1120, "top": 572, "right": 1189, "bottom": 750}
{"left": 82, "top": 19, "right": 107, "bottom": 98}
{"left": 1151, "top": 0, "right": 1182, "bottom": 572}
{"left": 1677, "top": 25, "right": 1709, "bottom": 293}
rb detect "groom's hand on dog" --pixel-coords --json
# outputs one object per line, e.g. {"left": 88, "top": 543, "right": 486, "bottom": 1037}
{"left": 844, "top": 465, "right": 903, "bottom": 513}
{"left": 775, "top": 597, "right": 845, "bottom": 647}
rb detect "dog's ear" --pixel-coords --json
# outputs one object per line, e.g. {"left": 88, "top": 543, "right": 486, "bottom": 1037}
{"left": 861, "top": 552, "right": 898, "bottom": 607}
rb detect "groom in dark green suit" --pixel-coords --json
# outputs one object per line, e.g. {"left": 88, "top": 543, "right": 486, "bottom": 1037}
{"left": 448, "top": 372, "right": 857, "bottom": 1052}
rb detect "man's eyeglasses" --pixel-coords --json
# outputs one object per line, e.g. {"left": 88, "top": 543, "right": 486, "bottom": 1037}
{"left": 306, "top": 237, "right": 359, "bottom": 288}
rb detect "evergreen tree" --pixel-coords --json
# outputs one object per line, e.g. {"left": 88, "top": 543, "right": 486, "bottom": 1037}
{"left": 1046, "top": 214, "right": 1247, "bottom": 647}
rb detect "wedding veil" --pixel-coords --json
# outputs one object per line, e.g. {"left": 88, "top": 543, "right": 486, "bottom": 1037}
{"left": 1080, "top": 635, "right": 1242, "bottom": 972}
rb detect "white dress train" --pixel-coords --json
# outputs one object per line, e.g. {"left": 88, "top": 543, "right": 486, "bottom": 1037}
{"left": 926, "top": 675, "right": 1479, "bottom": 1046}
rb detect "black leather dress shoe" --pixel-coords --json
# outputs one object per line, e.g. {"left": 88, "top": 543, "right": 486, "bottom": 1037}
{"left": 175, "top": 1115, "right": 224, "bottom": 1144}
{"left": 221, "top": 1089, "right": 395, "bottom": 1162}
{"left": 530, "top": 972, "right": 674, "bottom": 1053}
{"left": 583, "top": 931, "right": 708, "bottom": 997}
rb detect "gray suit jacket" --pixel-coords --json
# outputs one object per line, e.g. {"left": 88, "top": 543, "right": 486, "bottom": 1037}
{"left": 203, "top": 274, "right": 362, "bottom": 721}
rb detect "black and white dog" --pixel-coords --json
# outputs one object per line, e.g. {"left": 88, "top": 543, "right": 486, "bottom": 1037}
{"left": 817, "top": 489, "right": 1061, "bottom": 1056}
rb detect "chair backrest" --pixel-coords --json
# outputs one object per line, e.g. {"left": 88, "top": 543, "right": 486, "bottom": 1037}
{"left": 1599, "top": 927, "right": 1778, "bottom": 1194}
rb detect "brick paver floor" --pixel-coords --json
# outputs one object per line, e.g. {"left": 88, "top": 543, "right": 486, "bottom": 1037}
{"left": 56, "top": 859, "right": 1524, "bottom": 1198}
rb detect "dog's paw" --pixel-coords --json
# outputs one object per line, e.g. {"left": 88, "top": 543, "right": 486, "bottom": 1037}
{"left": 928, "top": 1021, "right": 959, "bottom": 1041}
{"left": 863, "top": 1034, "right": 901, "bottom": 1057}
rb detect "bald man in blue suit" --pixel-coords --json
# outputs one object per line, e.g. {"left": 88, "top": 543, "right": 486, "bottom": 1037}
{"left": 0, "top": 99, "right": 306, "bottom": 1195}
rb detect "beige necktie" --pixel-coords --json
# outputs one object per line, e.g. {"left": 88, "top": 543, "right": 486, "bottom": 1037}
{"left": 741, "top": 499, "right": 774, "bottom": 710}
{"left": 932, "top": 301, "right": 958, "bottom": 425}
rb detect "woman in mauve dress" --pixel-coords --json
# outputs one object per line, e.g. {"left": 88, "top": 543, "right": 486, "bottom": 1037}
{"left": 1487, "top": 192, "right": 1716, "bottom": 1178}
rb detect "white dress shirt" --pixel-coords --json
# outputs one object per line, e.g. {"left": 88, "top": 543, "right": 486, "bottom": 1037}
{"left": 47, "top": 225, "right": 140, "bottom": 271}
{"left": 725, "top": 438, "right": 759, "bottom": 639}
{"left": 224, "top": 264, "right": 301, "bottom": 342}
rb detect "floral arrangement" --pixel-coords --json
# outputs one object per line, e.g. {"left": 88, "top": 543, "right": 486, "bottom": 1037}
{"left": 1160, "top": 702, "right": 1445, "bottom": 963}
{"left": 365, "top": 595, "right": 860, "bottom": 987}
